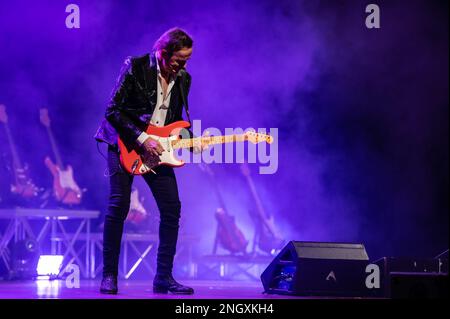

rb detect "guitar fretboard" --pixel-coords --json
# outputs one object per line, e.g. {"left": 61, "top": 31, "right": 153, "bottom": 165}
{"left": 46, "top": 126, "right": 64, "bottom": 168}
{"left": 171, "top": 134, "right": 248, "bottom": 149}
{"left": 2, "top": 123, "right": 22, "bottom": 170}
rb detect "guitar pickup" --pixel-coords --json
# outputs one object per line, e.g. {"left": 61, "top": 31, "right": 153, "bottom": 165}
{"left": 131, "top": 160, "right": 139, "bottom": 174}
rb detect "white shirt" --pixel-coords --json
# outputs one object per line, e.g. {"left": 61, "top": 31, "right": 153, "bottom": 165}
{"left": 137, "top": 52, "right": 176, "bottom": 145}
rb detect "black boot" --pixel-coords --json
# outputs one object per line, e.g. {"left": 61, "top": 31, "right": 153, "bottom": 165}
{"left": 153, "top": 274, "right": 194, "bottom": 295}
{"left": 100, "top": 274, "right": 118, "bottom": 294}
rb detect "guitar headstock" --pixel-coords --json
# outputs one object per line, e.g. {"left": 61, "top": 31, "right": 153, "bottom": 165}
{"left": 244, "top": 130, "right": 273, "bottom": 144}
{"left": 0, "top": 104, "right": 7, "bottom": 124}
{"left": 39, "top": 108, "right": 51, "bottom": 127}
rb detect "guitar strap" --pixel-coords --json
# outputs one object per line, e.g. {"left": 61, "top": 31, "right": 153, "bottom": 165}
{"left": 178, "top": 70, "right": 192, "bottom": 125}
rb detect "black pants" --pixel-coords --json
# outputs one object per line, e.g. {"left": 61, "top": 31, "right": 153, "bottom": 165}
{"left": 103, "top": 146, "right": 181, "bottom": 277}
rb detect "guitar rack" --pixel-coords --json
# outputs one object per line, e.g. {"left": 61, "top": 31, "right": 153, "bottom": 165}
{"left": 0, "top": 208, "right": 99, "bottom": 279}
{"left": 199, "top": 254, "right": 273, "bottom": 281}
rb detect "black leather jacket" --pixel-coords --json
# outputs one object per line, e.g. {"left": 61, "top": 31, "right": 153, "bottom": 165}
{"left": 94, "top": 53, "right": 191, "bottom": 148}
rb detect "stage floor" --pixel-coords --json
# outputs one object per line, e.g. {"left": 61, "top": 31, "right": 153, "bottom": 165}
{"left": 0, "top": 279, "right": 311, "bottom": 299}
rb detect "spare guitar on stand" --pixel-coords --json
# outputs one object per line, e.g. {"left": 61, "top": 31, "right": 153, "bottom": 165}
{"left": 199, "top": 163, "right": 248, "bottom": 255}
{"left": 125, "top": 187, "right": 148, "bottom": 229}
{"left": 240, "top": 162, "right": 285, "bottom": 255}
{"left": 39, "top": 108, "right": 83, "bottom": 206}
{"left": 0, "top": 104, "right": 40, "bottom": 201}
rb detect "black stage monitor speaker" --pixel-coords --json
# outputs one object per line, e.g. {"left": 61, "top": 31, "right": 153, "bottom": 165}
{"left": 261, "top": 241, "right": 370, "bottom": 297}
{"left": 373, "top": 257, "right": 448, "bottom": 298}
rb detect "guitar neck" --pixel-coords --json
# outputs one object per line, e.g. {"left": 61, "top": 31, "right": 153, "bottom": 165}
{"left": 244, "top": 173, "right": 279, "bottom": 238}
{"left": 2, "top": 123, "right": 23, "bottom": 170}
{"left": 245, "top": 175, "right": 268, "bottom": 220}
{"left": 46, "top": 126, "right": 64, "bottom": 168}
{"left": 172, "top": 134, "right": 247, "bottom": 150}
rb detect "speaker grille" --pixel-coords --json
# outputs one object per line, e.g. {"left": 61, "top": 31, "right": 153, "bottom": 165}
{"left": 292, "top": 241, "right": 369, "bottom": 260}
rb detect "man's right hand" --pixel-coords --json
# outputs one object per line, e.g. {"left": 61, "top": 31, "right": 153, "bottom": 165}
{"left": 141, "top": 137, "right": 164, "bottom": 157}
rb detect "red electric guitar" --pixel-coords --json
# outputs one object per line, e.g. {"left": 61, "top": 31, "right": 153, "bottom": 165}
{"left": 39, "top": 108, "right": 83, "bottom": 205}
{"left": 0, "top": 104, "right": 40, "bottom": 199}
{"left": 126, "top": 187, "right": 148, "bottom": 225}
{"left": 118, "top": 120, "right": 274, "bottom": 175}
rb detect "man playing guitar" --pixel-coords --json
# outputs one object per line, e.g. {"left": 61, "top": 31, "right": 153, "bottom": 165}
{"left": 95, "top": 28, "right": 208, "bottom": 295}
